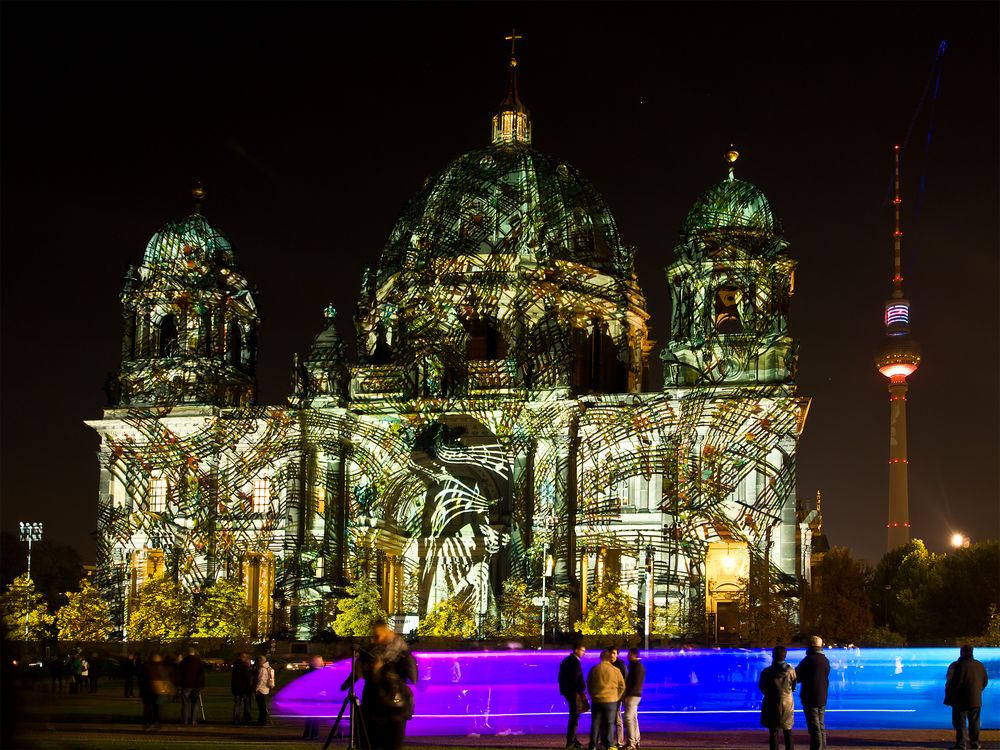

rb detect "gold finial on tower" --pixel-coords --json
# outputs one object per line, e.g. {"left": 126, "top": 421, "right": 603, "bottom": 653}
{"left": 192, "top": 181, "right": 206, "bottom": 213}
{"left": 725, "top": 145, "right": 739, "bottom": 180}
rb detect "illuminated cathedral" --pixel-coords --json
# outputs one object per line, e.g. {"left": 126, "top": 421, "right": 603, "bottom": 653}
{"left": 88, "top": 45, "right": 817, "bottom": 641}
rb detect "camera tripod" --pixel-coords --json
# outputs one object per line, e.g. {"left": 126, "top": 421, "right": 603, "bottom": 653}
{"left": 324, "top": 644, "right": 369, "bottom": 750}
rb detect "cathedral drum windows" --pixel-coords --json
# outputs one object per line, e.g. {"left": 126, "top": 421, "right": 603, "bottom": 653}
{"left": 227, "top": 320, "right": 243, "bottom": 367}
{"left": 714, "top": 285, "right": 743, "bottom": 334}
{"left": 148, "top": 475, "right": 168, "bottom": 513}
{"left": 157, "top": 313, "right": 179, "bottom": 357}
{"left": 251, "top": 475, "right": 272, "bottom": 514}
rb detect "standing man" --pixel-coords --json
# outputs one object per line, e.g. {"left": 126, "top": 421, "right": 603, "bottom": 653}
{"left": 609, "top": 648, "right": 627, "bottom": 747}
{"left": 120, "top": 654, "right": 136, "bottom": 698}
{"left": 945, "top": 644, "right": 989, "bottom": 750}
{"left": 178, "top": 648, "right": 206, "bottom": 725}
{"left": 558, "top": 643, "right": 587, "bottom": 750}
{"left": 622, "top": 648, "right": 645, "bottom": 750}
{"left": 796, "top": 636, "right": 830, "bottom": 750}
{"left": 587, "top": 649, "right": 625, "bottom": 750}
{"left": 231, "top": 652, "right": 254, "bottom": 725}
{"left": 341, "top": 619, "right": 418, "bottom": 750}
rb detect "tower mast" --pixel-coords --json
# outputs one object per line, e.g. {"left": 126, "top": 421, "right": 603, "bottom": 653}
{"left": 876, "top": 145, "right": 921, "bottom": 551}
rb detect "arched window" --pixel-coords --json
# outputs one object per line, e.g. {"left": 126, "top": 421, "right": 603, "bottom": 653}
{"left": 227, "top": 321, "right": 242, "bottom": 367}
{"left": 126, "top": 313, "right": 138, "bottom": 359}
{"left": 243, "top": 327, "right": 256, "bottom": 368}
{"left": 201, "top": 311, "right": 213, "bottom": 356}
{"left": 571, "top": 321, "right": 626, "bottom": 394}
{"left": 464, "top": 317, "right": 507, "bottom": 361}
{"left": 158, "top": 314, "right": 178, "bottom": 357}
{"left": 714, "top": 285, "right": 743, "bottom": 334}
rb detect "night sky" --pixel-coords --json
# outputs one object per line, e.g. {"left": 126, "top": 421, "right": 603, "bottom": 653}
{"left": 2, "top": 3, "right": 997, "bottom": 567}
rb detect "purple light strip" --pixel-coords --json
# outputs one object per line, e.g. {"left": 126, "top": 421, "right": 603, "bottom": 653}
{"left": 272, "top": 647, "right": 998, "bottom": 733}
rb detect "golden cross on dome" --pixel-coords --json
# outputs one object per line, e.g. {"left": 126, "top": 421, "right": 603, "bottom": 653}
{"left": 505, "top": 29, "right": 522, "bottom": 58}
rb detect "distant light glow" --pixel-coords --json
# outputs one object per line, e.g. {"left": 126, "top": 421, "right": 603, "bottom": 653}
{"left": 950, "top": 533, "right": 969, "bottom": 548}
{"left": 272, "top": 648, "right": 1000, "bottom": 733}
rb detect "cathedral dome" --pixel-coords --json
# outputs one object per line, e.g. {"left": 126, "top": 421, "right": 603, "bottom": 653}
{"left": 373, "top": 142, "right": 632, "bottom": 286}
{"left": 680, "top": 176, "right": 779, "bottom": 241}
{"left": 677, "top": 165, "right": 784, "bottom": 262}
{"left": 352, "top": 44, "right": 649, "bottom": 391}
{"left": 142, "top": 213, "right": 236, "bottom": 275}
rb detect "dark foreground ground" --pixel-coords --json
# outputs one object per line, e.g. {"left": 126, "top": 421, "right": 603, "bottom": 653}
{"left": 8, "top": 673, "right": 997, "bottom": 750}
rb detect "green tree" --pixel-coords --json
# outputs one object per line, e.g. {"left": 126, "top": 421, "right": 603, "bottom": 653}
{"left": 929, "top": 541, "right": 1000, "bottom": 639}
{"left": 0, "top": 533, "right": 84, "bottom": 609}
{"left": 485, "top": 578, "right": 538, "bottom": 638}
{"left": 193, "top": 578, "right": 251, "bottom": 639}
{"left": 861, "top": 625, "right": 907, "bottom": 646}
{"left": 331, "top": 574, "right": 387, "bottom": 637}
{"left": 868, "top": 539, "right": 931, "bottom": 638}
{"left": 801, "top": 547, "right": 873, "bottom": 644}
{"left": 892, "top": 540, "right": 942, "bottom": 640}
{"left": 871, "top": 539, "right": 1000, "bottom": 642}
{"left": 575, "top": 586, "right": 637, "bottom": 636}
{"left": 55, "top": 578, "right": 113, "bottom": 641}
{"left": 419, "top": 593, "right": 477, "bottom": 638}
{"left": 128, "top": 574, "right": 192, "bottom": 641}
{"left": 0, "top": 573, "right": 55, "bottom": 640}
{"left": 983, "top": 604, "right": 1000, "bottom": 646}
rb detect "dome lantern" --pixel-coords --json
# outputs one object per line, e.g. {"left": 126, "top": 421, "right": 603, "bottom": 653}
{"left": 491, "top": 29, "right": 531, "bottom": 146}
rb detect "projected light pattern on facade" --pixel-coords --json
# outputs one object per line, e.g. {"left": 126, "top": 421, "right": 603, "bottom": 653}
{"left": 274, "top": 648, "right": 1000, "bottom": 733}
{"left": 88, "top": 41, "right": 815, "bottom": 640}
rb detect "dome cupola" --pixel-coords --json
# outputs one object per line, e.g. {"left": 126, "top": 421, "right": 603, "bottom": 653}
{"left": 351, "top": 37, "right": 650, "bottom": 397}
{"left": 491, "top": 29, "right": 531, "bottom": 146}
{"left": 677, "top": 149, "right": 784, "bottom": 261}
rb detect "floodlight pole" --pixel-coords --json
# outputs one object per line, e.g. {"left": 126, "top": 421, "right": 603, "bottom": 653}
{"left": 19, "top": 522, "right": 43, "bottom": 642}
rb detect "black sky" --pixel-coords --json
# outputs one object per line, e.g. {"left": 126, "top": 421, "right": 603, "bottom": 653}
{"left": 2, "top": 2, "right": 997, "bottom": 567}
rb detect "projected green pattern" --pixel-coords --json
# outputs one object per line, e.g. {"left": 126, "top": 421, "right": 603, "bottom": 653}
{"left": 93, "top": 139, "right": 804, "bottom": 638}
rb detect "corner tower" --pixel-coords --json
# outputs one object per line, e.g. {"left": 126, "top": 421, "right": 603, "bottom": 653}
{"left": 661, "top": 149, "right": 798, "bottom": 387}
{"left": 110, "top": 186, "right": 259, "bottom": 407}
{"left": 876, "top": 145, "right": 920, "bottom": 551}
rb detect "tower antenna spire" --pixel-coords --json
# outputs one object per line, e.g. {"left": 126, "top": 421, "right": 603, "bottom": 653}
{"left": 892, "top": 144, "right": 904, "bottom": 295}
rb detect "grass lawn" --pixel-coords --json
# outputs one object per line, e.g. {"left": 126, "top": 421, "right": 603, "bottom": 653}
{"left": 13, "top": 670, "right": 343, "bottom": 749}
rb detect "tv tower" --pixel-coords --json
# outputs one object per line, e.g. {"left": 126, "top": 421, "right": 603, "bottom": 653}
{"left": 875, "top": 145, "right": 921, "bottom": 551}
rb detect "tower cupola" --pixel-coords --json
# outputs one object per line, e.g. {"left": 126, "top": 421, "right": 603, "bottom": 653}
{"left": 111, "top": 186, "right": 260, "bottom": 408}
{"left": 662, "top": 148, "right": 797, "bottom": 388}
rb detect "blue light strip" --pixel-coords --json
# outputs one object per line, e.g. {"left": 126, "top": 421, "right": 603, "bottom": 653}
{"left": 273, "top": 647, "right": 998, "bottom": 733}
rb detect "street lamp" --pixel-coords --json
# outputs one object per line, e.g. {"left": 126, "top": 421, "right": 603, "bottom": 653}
{"left": 643, "top": 545, "right": 654, "bottom": 652}
{"left": 950, "top": 532, "right": 969, "bottom": 549}
{"left": 19, "top": 521, "right": 43, "bottom": 641}
{"left": 538, "top": 515, "right": 556, "bottom": 648}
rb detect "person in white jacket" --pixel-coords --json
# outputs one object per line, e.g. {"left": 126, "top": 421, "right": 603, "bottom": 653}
{"left": 253, "top": 655, "right": 276, "bottom": 726}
